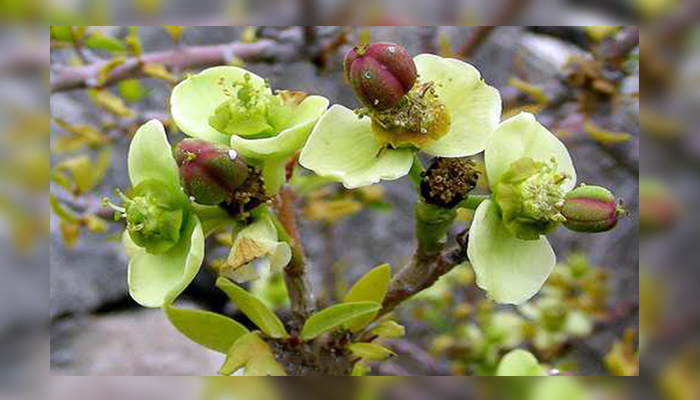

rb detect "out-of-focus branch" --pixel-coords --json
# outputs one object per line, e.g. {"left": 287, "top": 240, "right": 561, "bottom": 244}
{"left": 276, "top": 185, "right": 316, "bottom": 327}
{"left": 0, "top": 50, "right": 47, "bottom": 75}
{"left": 598, "top": 26, "right": 639, "bottom": 69}
{"left": 50, "top": 39, "right": 298, "bottom": 93}
{"left": 380, "top": 245, "right": 466, "bottom": 318}
{"left": 459, "top": 0, "right": 532, "bottom": 58}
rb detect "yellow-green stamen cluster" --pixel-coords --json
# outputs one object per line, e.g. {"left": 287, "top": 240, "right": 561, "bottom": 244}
{"left": 495, "top": 157, "right": 570, "bottom": 240}
{"left": 208, "top": 73, "right": 295, "bottom": 138}
{"left": 360, "top": 81, "right": 451, "bottom": 149}
{"left": 105, "top": 185, "right": 184, "bottom": 254}
{"left": 519, "top": 159, "right": 568, "bottom": 223}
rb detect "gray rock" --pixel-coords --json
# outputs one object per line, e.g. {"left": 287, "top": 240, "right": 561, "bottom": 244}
{"left": 49, "top": 221, "right": 130, "bottom": 319}
{"left": 51, "top": 305, "right": 224, "bottom": 376}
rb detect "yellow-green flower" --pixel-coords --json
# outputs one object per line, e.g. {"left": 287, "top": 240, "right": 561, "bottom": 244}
{"left": 299, "top": 54, "right": 502, "bottom": 189}
{"left": 118, "top": 120, "right": 205, "bottom": 308}
{"left": 171, "top": 66, "right": 329, "bottom": 193}
{"left": 467, "top": 113, "right": 577, "bottom": 304}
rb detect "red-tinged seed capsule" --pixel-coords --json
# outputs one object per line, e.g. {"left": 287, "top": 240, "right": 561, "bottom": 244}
{"left": 561, "top": 185, "right": 620, "bottom": 233}
{"left": 174, "top": 139, "right": 250, "bottom": 206}
{"left": 344, "top": 42, "right": 418, "bottom": 111}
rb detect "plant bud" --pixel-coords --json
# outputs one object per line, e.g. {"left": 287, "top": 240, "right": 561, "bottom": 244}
{"left": 344, "top": 42, "right": 417, "bottom": 111}
{"left": 174, "top": 139, "right": 250, "bottom": 206}
{"left": 561, "top": 185, "right": 620, "bottom": 233}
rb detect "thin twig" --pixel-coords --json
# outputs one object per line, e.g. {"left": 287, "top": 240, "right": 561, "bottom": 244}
{"left": 276, "top": 185, "right": 316, "bottom": 326}
{"left": 50, "top": 39, "right": 297, "bottom": 93}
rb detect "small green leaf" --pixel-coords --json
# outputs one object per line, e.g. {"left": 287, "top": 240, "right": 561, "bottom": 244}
{"left": 85, "top": 31, "right": 126, "bottom": 52}
{"left": 348, "top": 343, "right": 396, "bottom": 362}
{"left": 351, "top": 362, "right": 371, "bottom": 376}
{"left": 165, "top": 305, "right": 249, "bottom": 354}
{"left": 216, "top": 277, "right": 289, "bottom": 339}
{"left": 300, "top": 301, "right": 381, "bottom": 341}
{"left": 118, "top": 79, "right": 145, "bottom": 103}
{"left": 343, "top": 264, "right": 391, "bottom": 331}
{"left": 50, "top": 26, "right": 74, "bottom": 42}
{"left": 369, "top": 320, "right": 406, "bottom": 339}
{"left": 219, "top": 332, "right": 286, "bottom": 376}
{"left": 163, "top": 26, "right": 185, "bottom": 43}
{"left": 496, "top": 349, "right": 546, "bottom": 377}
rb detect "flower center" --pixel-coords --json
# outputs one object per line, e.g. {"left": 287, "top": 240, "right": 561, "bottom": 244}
{"left": 105, "top": 181, "right": 185, "bottom": 254}
{"left": 208, "top": 73, "right": 304, "bottom": 138}
{"left": 494, "top": 157, "right": 570, "bottom": 240}
{"left": 519, "top": 161, "right": 568, "bottom": 223}
{"left": 366, "top": 81, "right": 451, "bottom": 149}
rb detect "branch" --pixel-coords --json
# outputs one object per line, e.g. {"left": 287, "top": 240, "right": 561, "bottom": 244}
{"left": 50, "top": 39, "right": 298, "bottom": 93}
{"left": 380, "top": 245, "right": 466, "bottom": 318}
{"left": 276, "top": 185, "right": 316, "bottom": 326}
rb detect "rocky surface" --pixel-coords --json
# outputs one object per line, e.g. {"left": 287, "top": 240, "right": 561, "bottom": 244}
{"left": 51, "top": 305, "right": 224, "bottom": 376}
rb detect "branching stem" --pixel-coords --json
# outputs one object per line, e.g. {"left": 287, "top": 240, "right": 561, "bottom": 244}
{"left": 274, "top": 184, "right": 316, "bottom": 328}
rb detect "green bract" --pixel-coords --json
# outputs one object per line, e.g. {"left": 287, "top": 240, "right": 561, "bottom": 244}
{"left": 300, "top": 54, "right": 502, "bottom": 189}
{"left": 170, "top": 66, "right": 329, "bottom": 194}
{"left": 216, "top": 216, "right": 292, "bottom": 283}
{"left": 468, "top": 113, "right": 576, "bottom": 304}
{"left": 121, "top": 120, "right": 205, "bottom": 308}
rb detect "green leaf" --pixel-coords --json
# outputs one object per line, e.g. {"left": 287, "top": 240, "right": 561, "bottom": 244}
{"left": 300, "top": 301, "right": 381, "bottom": 341}
{"left": 163, "top": 26, "right": 185, "bottom": 43}
{"left": 118, "top": 79, "right": 145, "bottom": 103}
{"left": 216, "top": 277, "right": 289, "bottom": 339}
{"left": 348, "top": 343, "right": 396, "bottom": 362}
{"left": 50, "top": 26, "right": 74, "bottom": 42}
{"left": 85, "top": 31, "right": 126, "bottom": 52}
{"left": 219, "top": 332, "right": 286, "bottom": 376}
{"left": 369, "top": 320, "right": 405, "bottom": 339}
{"left": 343, "top": 264, "right": 391, "bottom": 331}
{"left": 165, "top": 305, "right": 249, "bottom": 354}
{"left": 496, "top": 349, "right": 546, "bottom": 376}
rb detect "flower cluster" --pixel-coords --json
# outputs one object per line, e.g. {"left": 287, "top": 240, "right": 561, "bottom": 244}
{"left": 110, "top": 41, "right": 624, "bottom": 342}
{"left": 297, "top": 43, "right": 624, "bottom": 304}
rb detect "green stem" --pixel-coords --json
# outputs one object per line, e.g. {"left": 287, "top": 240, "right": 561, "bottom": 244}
{"left": 408, "top": 155, "right": 424, "bottom": 189}
{"left": 461, "top": 194, "right": 490, "bottom": 210}
{"left": 414, "top": 199, "right": 457, "bottom": 258}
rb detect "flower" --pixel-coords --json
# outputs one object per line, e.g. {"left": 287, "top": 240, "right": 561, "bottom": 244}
{"left": 170, "top": 66, "right": 329, "bottom": 194}
{"left": 467, "top": 112, "right": 577, "bottom": 304}
{"left": 114, "top": 120, "right": 205, "bottom": 308}
{"left": 215, "top": 216, "right": 292, "bottom": 283}
{"left": 299, "top": 54, "right": 502, "bottom": 189}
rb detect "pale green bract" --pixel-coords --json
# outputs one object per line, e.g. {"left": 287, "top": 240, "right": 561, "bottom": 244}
{"left": 218, "top": 216, "right": 292, "bottom": 283}
{"left": 170, "top": 66, "right": 329, "bottom": 194}
{"left": 123, "top": 120, "right": 205, "bottom": 308}
{"left": 468, "top": 112, "right": 576, "bottom": 304}
{"left": 300, "top": 54, "right": 502, "bottom": 189}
